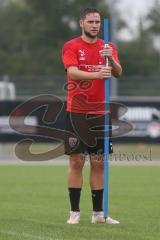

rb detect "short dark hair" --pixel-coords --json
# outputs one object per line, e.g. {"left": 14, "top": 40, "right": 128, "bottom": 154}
{"left": 80, "top": 8, "right": 101, "bottom": 20}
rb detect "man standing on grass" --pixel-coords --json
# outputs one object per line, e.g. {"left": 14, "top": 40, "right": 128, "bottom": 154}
{"left": 62, "top": 7, "right": 122, "bottom": 224}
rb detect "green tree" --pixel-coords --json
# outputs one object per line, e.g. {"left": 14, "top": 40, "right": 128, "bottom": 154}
{"left": 0, "top": 0, "right": 111, "bottom": 75}
{"left": 119, "top": 18, "right": 159, "bottom": 76}
{"left": 118, "top": 4, "right": 160, "bottom": 96}
{"left": 147, "top": 0, "right": 160, "bottom": 35}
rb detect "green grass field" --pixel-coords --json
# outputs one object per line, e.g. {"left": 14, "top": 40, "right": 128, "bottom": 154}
{"left": 0, "top": 165, "right": 160, "bottom": 240}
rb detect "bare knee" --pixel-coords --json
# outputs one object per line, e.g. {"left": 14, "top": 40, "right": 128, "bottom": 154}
{"left": 90, "top": 155, "right": 104, "bottom": 172}
{"left": 69, "top": 154, "right": 85, "bottom": 172}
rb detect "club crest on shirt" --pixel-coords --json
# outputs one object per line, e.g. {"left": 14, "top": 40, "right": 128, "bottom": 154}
{"left": 79, "top": 50, "right": 86, "bottom": 61}
{"left": 69, "top": 137, "right": 78, "bottom": 148}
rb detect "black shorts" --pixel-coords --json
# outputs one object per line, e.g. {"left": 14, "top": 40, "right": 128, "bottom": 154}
{"left": 64, "top": 112, "right": 113, "bottom": 155}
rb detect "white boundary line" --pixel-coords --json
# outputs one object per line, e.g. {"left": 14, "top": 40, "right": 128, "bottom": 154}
{"left": 0, "top": 230, "right": 56, "bottom": 240}
{"left": 0, "top": 159, "right": 160, "bottom": 165}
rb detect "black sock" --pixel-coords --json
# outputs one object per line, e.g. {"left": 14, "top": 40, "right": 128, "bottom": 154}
{"left": 68, "top": 188, "right": 81, "bottom": 212}
{"left": 91, "top": 189, "right": 103, "bottom": 212}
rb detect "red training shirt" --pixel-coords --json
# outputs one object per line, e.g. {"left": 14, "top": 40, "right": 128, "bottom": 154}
{"left": 62, "top": 37, "right": 120, "bottom": 114}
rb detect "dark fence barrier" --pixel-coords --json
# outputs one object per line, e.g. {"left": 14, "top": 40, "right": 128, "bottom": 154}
{"left": 0, "top": 96, "right": 160, "bottom": 143}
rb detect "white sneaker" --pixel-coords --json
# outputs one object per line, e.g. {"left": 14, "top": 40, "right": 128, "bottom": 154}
{"left": 91, "top": 211, "right": 105, "bottom": 223}
{"left": 105, "top": 216, "right": 120, "bottom": 224}
{"left": 67, "top": 211, "right": 80, "bottom": 224}
{"left": 92, "top": 212, "right": 120, "bottom": 224}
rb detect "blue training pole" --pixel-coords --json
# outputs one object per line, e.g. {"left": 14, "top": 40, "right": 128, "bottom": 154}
{"left": 103, "top": 18, "right": 110, "bottom": 220}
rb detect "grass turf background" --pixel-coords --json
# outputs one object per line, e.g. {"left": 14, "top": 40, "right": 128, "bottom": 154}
{"left": 0, "top": 165, "right": 160, "bottom": 240}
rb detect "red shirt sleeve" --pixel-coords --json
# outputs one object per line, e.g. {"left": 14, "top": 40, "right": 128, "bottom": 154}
{"left": 62, "top": 42, "right": 79, "bottom": 70}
